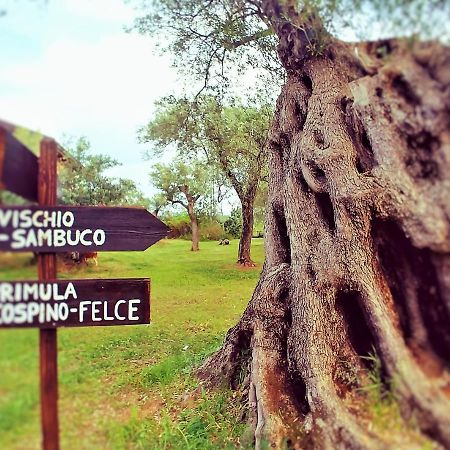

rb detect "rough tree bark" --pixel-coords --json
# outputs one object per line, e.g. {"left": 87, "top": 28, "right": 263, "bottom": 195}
{"left": 199, "top": 1, "right": 450, "bottom": 448}
{"left": 187, "top": 199, "right": 200, "bottom": 252}
{"left": 217, "top": 149, "right": 261, "bottom": 266}
{"left": 238, "top": 197, "right": 256, "bottom": 266}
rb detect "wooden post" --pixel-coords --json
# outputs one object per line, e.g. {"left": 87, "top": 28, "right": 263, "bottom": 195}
{"left": 38, "top": 138, "right": 59, "bottom": 450}
{"left": 0, "top": 128, "right": 6, "bottom": 195}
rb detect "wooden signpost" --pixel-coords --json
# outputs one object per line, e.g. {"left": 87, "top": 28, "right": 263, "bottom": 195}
{"left": 0, "top": 130, "right": 169, "bottom": 450}
{"left": 38, "top": 139, "right": 59, "bottom": 450}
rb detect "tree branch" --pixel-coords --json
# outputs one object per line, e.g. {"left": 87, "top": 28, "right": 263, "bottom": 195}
{"left": 169, "top": 199, "right": 188, "bottom": 210}
{"left": 224, "top": 27, "right": 274, "bottom": 50}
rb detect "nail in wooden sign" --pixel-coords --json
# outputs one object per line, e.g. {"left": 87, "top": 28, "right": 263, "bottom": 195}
{"left": 0, "top": 128, "right": 39, "bottom": 202}
{"left": 0, "top": 206, "right": 170, "bottom": 252}
{"left": 0, "top": 278, "right": 150, "bottom": 328}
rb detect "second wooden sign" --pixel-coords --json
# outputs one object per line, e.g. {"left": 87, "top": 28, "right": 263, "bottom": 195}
{"left": 0, "top": 278, "right": 150, "bottom": 328}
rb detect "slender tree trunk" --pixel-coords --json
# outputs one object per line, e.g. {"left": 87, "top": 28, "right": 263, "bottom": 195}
{"left": 238, "top": 198, "right": 256, "bottom": 266}
{"left": 188, "top": 202, "right": 200, "bottom": 252}
{"left": 198, "top": 2, "right": 450, "bottom": 448}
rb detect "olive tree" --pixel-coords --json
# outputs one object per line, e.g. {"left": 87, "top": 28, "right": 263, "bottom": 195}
{"left": 140, "top": 96, "right": 271, "bottom": 265}
{"left": 150, "top": 159, "right": 210, "bottom": 251}
{"left": 60, "top": 137, "right": 146, "bottom": 206}
{"left": 135, "top": 0, "right": 450, "bottom": 447}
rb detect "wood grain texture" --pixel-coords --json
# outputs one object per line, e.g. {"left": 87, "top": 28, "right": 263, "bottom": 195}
{"left": 0, "top": 128, "right": 5, "bottom": 190}
{"left": 38, "top": 139, "right": 59, "bottom": 450}
{"left": 0, "top": 126, "right": 39, "bottom": 201}
{"left": 0, "top": 206, "right": 170, "bottom": 252}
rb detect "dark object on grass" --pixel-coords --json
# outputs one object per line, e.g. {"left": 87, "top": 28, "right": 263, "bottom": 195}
{"left": 69, "top": 251, "right": 98, "bottom": 266}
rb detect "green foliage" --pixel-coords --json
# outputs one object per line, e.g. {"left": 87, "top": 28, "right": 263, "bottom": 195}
{"left": 150, "top": 159, "right": 210, "bottom": 211}
{"left": 13, "top": 126, "right": 43, "bottom": 156}
{"left": 141, "top": 90, "right": 269, "bottom": 262}
{"left": 141, "top": 95, "right": 270, "bottom": 204}
{"left": 164, "top": 212, "right": 192, "bottom": 238}
{"left": 59, "top": 137, "right": 147, "bottom": 206}
{"left": 163, "top": 212, "right": 226, "bottom": 241}
{"left": 0, "top": 191, "right": 27, "bottom": 206}
{"left": 199, "top": 219, "right": 225, "bottom": 241}
{"left": 149, "top": 192, "right": 168, "bottom": 216}
{"left": 224, "top": 208, "right": 242, "bottom": 238}
{"left": 132, "top": 0, "right": 282, "bottom": 96}
{"left": 358, "top": 352, "right": 394, "bottom": 406}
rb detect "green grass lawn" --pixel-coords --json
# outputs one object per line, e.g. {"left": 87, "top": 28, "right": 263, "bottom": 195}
{"left": 0, "top": 239, "right": 264, "bottom": 449}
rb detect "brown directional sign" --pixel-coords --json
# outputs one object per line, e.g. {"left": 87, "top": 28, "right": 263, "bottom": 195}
{"left": 0, "top": 206, "right": 170, "bottom": 252}
{"left": 0, "top": 127, "right": 39, "bottom": 202}
{"left": 0, "top": 278, "right": 150, "bottom": 328}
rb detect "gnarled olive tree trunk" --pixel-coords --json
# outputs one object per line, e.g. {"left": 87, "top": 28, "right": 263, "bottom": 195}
{"left": 199, "top": 2, "right": 450, "bottom": 448}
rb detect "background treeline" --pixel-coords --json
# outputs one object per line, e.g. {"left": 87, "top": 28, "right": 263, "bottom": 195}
{"left": 163, "top": 207, "right": 264, "bottom": 242}
{"left": 2, "top": 126, "right": 268, "bottom": 257}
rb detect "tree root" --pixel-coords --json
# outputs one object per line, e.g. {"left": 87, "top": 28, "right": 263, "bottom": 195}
{"left": 360, "top": 272, "right": 450, "bottom": 447}
{"left": 237, "top": 259, "right": 257, "bottom": 267}
{"left": 198, "top": 263, "right": 290, "bottom": 387}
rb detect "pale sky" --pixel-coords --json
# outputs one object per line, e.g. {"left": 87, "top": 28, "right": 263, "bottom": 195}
{"left": 0, "top": 0, "right": 443, "bottom": 208}
{"left": 0, "top": 0, "right": 178, "bottom": 199}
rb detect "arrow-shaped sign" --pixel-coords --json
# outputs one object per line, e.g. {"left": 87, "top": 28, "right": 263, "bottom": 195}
{"left": 0, "top": 206, "right": 169, "bottom": 252}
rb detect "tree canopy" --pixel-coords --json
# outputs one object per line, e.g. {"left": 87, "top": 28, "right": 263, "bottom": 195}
{"left": 141, "top": 95, "right": 270, "bottom": 203}
{"left": 133, "top": 0, "right": 449, "bottom": 97}
{"left": 59, "top": 137, "right": 147, "bottom": 207}
{"left": 141, "top": 95, "right": 270, "bottom": 263}
{"left": 151, "top": 159, "right": 212, "bottom": 251}
{"left": 133, "top": 0, "right": 282, "bottom": 96}
{"left": 150, "top": 159, "right": 211, "bottom": 210}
